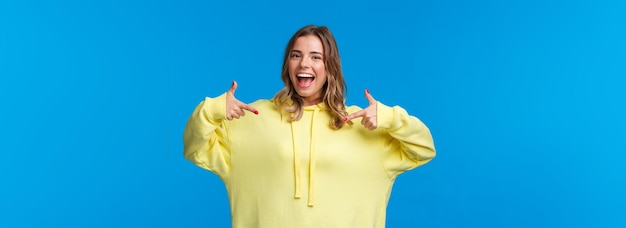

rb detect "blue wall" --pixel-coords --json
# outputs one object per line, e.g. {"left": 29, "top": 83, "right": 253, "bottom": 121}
{"left": 1, "top": 0, "right": 624, "bottom": 227}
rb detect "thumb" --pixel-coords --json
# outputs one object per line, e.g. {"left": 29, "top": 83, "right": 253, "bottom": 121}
{"left": 343, "top": 109, "right": 366, "bottom": 122}
{"left": 365, "top": 89, "right": 376, "bottom": 105}
{"left": 228, "top": 81, "right": 238, "bottom": 95}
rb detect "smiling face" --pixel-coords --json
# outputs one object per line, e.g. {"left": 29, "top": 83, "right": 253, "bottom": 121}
{"left": 288, "top": 35, "right": 328, "bottom": 106}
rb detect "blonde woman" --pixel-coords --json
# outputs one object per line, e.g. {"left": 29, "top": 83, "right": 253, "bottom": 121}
{"left": 183, "top": 25, "right": 436, "bottom": 228}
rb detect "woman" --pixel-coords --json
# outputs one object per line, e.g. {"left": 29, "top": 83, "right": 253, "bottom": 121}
{"left": 183, "top": 25, "right": 436, "bottom": 228}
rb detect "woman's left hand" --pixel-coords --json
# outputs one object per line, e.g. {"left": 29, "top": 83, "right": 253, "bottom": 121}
{"left": 344, "top": 89, "right": 378, "bottom": 130}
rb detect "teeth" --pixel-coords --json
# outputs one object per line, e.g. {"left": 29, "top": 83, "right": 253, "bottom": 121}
{"left": 297, "top": 73, "right": 314, "bottom": 78}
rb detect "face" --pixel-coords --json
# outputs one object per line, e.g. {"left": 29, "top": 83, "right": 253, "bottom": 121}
{"left": 288, "top": 35, "right": 327, "bottom": 106}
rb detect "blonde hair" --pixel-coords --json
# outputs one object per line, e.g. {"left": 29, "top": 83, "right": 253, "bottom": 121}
{"left": 273, "top": 25, "right": 351, "bottom": 129}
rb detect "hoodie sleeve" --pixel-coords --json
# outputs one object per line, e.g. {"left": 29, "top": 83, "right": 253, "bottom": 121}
{"left": 377, "top": 101, "right": 436, "bottom": 178}
{"left": 183, "top": 93, "right": 231, "bottom": 179}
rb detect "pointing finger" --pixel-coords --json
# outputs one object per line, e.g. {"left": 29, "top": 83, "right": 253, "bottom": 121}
{"left": 365, "top": 89, "right": 376, "bottom": 105}
{"left": 343, "top": 109, "right": 366, "bottom": 122}
{"left": 240, "top": 103, "right": 259, "bottom": 115}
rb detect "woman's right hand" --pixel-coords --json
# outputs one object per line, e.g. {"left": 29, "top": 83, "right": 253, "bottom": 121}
{"left": 225, "top": 81, "right": 259, "bottom": 120}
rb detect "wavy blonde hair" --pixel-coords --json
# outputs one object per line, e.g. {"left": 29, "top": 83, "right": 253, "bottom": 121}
{"left": 273, "top": 25, "right": 351, "bottom": 129}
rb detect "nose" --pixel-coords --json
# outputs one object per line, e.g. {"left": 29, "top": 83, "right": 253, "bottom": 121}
{"left": 299, "top": 56, "right": 311, "bottom": 68}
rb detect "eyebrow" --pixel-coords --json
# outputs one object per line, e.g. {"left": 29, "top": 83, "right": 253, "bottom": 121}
{"left": 291, "top": 49, "right": 323, "bottom": 55}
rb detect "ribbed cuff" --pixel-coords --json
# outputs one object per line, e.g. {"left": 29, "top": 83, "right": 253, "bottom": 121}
{"left": 376, "top": 101, "right": 396, "bottom": 130}
{"left": 201, "top": 93, "right": 228, "bottom": 121}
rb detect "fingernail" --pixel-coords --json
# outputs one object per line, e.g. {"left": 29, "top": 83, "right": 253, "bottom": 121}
{"left": 342, "top": 117, "right": 348, "bottom": 122}
{"left": 254, "top": 111, "right": 259, "bottom": 115}
{"left": 366, "top": 88, "right": 370, "bottom": 94}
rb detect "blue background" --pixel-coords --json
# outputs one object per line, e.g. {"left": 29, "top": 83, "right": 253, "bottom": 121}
{"left": 1, "top": 0, "right": 625, "bottom": 227}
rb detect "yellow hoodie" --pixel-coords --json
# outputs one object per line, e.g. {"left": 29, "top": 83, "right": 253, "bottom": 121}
{"left": 183, "top": 93, "right": 436, "bottom": 228}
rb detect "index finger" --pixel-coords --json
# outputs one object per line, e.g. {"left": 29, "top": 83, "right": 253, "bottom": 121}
{"left": 240, "top": 103, "right": 259, "bottom": 115}
{"left": 343, "top": 109, "right": 366, "bottom": 122}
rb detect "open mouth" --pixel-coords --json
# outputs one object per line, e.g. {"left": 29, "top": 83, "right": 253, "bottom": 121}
{"left": 296, "top": 73, "right": 315, "bottom": 88}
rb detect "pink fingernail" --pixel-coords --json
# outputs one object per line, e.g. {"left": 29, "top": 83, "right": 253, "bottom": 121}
{"left": 254, "top": 111, "right": 259, "bottom": 115}
{"left": 342, "top": 117, "right": 348, "bottom": 122}
{"left": 366, "top": 88, "right": 370, "bottom": 94}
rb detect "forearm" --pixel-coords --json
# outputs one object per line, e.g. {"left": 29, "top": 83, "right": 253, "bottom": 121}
{"left": 183, "top": 93, "right": 231, "bottom": 175}
{"left": 378, "top": 102, "right": 436, "bottom": 173}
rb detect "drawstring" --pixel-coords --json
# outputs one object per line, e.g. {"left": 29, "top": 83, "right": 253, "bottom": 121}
{"left": 291, "top": 121, "right": 301, "bottom": 199}
{"left": 308, "top": 107, "right": 319, "bottom": 207}
{"left": 290, "top": 104, "right": 322, "bottom": 207}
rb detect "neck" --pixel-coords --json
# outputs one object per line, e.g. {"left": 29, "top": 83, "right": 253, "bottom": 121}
{"left": 302, "top": 97, "right": 322, "bottom": 106}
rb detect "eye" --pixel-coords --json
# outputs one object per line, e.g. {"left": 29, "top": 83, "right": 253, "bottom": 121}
{"left": 312, "top": 55, "right": 323, "bottom": 60}
{"left": 290, "top": 53, "right": 301, "bottom": 59}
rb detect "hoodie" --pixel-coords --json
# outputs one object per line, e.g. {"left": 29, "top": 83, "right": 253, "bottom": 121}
{"left": 183, "top": 93, "right": 436, "bottom": 228}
